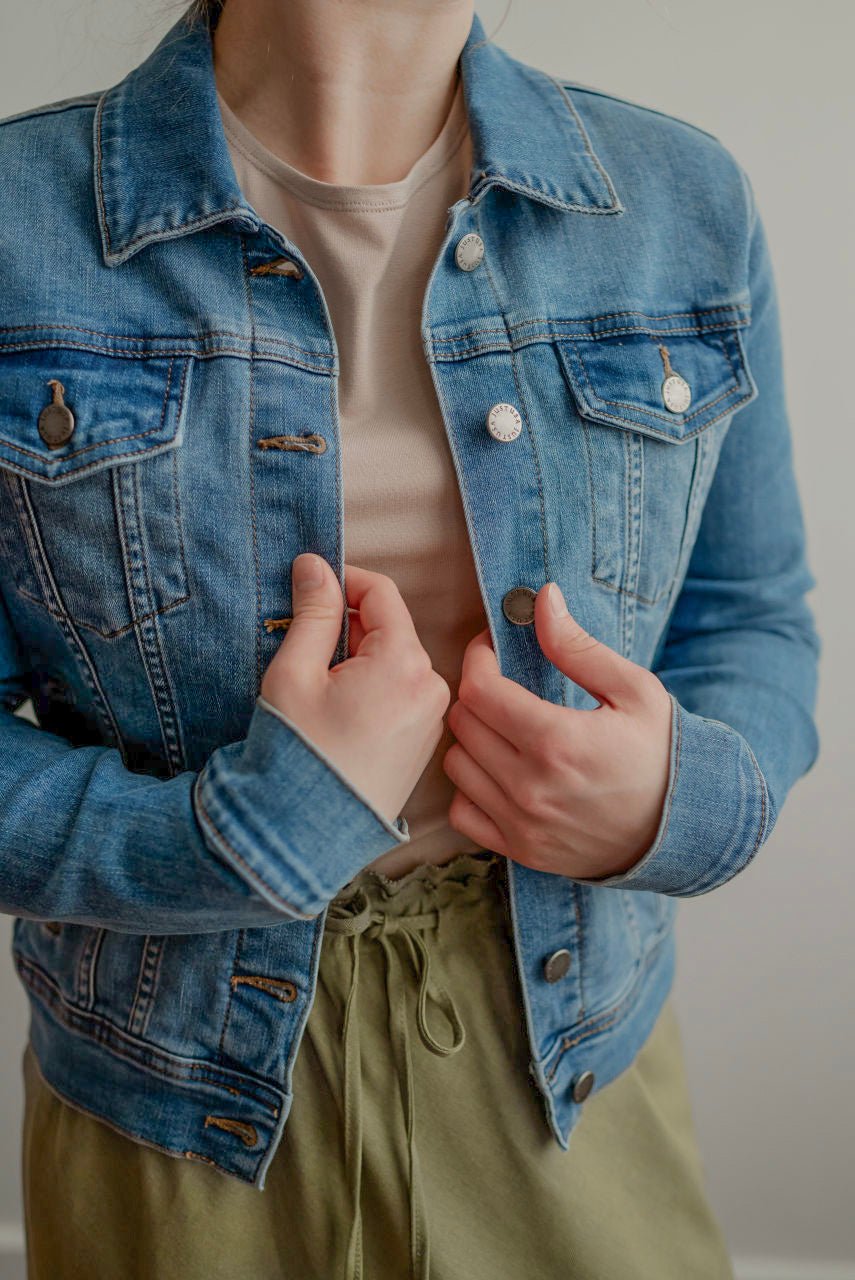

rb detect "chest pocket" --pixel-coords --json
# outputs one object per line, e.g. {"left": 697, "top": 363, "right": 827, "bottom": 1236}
{"left": 555, "top": 309, "right": 757, "bottom": 606}
{"left": 0, "top": 344, "right": 194, "bottom": 639}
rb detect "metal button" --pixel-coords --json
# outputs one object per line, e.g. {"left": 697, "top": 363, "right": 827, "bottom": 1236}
{"left": 571, "top": 1070, "right": 595, "bottom": 1103}
{"left": 542, "top": 948, "right": 571, "bottom": 983}
{"left": 454, "top": 232, "right": 485, "bottom": 272}
{"left": 662, "top": 373, "right": 692, "bottom": 413}
{"left": 502, "top": 586, "right": 537, "bottom": 625}
{"left": 38, "top": 379, "right": 75, "bottom": 450}
{"left": 486, "top": 402, "right": 522, "bottom": 443}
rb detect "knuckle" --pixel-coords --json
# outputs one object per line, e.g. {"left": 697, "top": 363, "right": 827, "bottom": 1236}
{"left": 634, "top": 666, "right": 665, "bottom": 706}
{"left": 457, "top": 675, "right": 484, "bottom": 708}
{"left": 564, "top": 627, "right": 599, "bottom": 657}
{"left": 380, "top": 574, "right": 406, "bottom": 605}
{"left": 414, "top": 647, "right": 437, "bottom": 682}
{"left": 292, "top": 600, "right": 335, "bottom": 624}
{"left": 536, "top": 732, "right": 565, "bottom": 774}
{"left": 431, "top": 672, "right": 452, "bottom": 713}
{"left": 511, "top": 774, "right": 546, "bottom": 817}
{"left": 399, "top": 645, "right": 432, "bottom": 682}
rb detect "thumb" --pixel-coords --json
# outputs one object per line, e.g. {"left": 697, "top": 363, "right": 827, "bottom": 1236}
{"left": 273, "top": 553, "right": 344, "bottom": 674}
{"left": 534, "top": 582, "right": 640, "bottom": 706}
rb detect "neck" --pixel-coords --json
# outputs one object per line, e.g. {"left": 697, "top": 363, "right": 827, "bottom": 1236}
{"left": 211, "top": 0, "right": 474, "bottom": 185}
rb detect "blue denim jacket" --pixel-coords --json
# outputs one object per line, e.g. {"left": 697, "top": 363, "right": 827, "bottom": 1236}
{"left": 0, "top": 4, "right": 819, "bottom": 1185}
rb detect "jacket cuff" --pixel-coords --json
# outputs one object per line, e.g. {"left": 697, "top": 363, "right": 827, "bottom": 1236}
{"left": 567, "top": 695, "right": 772, "bottom": 896}
{"left": 193, "top": 695, "right": 410, "bottom": 919}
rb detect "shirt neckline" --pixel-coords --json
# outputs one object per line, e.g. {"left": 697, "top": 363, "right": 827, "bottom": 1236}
{"left": 217, "top": 76, "right": 470, "bottom": 213}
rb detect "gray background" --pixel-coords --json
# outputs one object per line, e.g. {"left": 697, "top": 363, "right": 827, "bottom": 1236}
{"left": 0, "top": 2, "right": 852, "bottom": 1277}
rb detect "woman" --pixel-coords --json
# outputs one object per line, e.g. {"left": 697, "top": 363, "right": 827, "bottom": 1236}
{"left": 2, "top": 0, "right": 819, "bottom": 1275}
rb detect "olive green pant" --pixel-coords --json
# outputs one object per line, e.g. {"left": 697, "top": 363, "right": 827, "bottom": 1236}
{"left": 22, "top": 850, "right": 735, "bottom": 1279}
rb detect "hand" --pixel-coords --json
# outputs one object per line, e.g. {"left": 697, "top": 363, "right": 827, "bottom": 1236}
{"left": 260, "top": 554, "right": 451, "bottom": 826}
{"left": 442, "top": 583, "right": 672, "bottom": 880}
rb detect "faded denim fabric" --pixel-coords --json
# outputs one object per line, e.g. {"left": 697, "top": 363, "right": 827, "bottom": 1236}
{"left": 0, "top": 3, "right": 819, "bottom": 1185}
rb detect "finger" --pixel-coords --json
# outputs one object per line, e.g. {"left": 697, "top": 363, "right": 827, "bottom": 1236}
{"left": 458, "top": 630, "right": 556, "bottom": 750}
{"left": 274, "top": 552, "right": 343, "bottom": 677}
{"left": 447, "top": 699, "right": 520, "bottom": 791}
{"left": 343, "top": 563, "right": 420, "bottom": 653}
{"left": 442, "top": 741, "right": 510, "bottom": 817}
{"left": 447, "top": 790, "right": 507, "bottom": 854}
{"left": 534, "top": 582, "right": 645, "bottom": 707}
{"left": 345, "top": 606, "right": 365, "bottom": 657}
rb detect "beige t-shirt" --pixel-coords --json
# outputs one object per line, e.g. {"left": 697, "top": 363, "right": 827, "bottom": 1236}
{"left": 217, "top": 79, "right": 490, "bottom": 879}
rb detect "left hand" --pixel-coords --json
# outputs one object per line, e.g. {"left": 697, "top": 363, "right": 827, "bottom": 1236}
{"left": 442, "top": 582, "right": 673, "bottom": 880}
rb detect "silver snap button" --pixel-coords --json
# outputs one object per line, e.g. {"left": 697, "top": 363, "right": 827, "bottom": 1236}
{"left": 486, "top": 402, "right": 522, "bottom": 443}
{"left": 542, "top": 949, "right": 571, "bottom": 983}
{"left": 662, "top": 373, "right": 692, "bottom": 413}
{"left": 571, "top": 1070, "right": 595, "bottom": 1103}
{"left": 502, "top": 586, "right": 537, "bottom": 625}
{"left": 454, "top": 232, "right": 484, "bottom": 271}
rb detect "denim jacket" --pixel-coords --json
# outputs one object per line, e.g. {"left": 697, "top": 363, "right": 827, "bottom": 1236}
{"left": 0, "top": 4, "right": 819, "bottom": 1185}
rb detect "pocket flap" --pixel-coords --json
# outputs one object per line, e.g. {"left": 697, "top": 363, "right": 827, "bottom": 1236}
{"left": 555, "top": 307, "right": 758, "bottom": 443}
{"left": 0, "top": 345, "right": 193, "bottom": 484}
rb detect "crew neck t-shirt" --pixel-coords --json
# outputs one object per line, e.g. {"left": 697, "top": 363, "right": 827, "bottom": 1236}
{"left": 216, "top": 78, "right": 490, "bottom": 879}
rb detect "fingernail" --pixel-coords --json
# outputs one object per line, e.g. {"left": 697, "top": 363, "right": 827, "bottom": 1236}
{"left": 293, "top": 553, "right": 323, "bottom": 589}
{"left": 547, "top": 582, "right": 567, "bottom": 617}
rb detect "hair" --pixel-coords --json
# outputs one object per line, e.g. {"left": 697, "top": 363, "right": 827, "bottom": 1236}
{"left": 185, "top": 0, "right": 224, "bottom": 29}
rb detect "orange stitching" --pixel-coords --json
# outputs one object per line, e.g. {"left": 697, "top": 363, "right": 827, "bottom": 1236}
{"left": 230, "top": 974, "right": 298, "bottom": 1003}
{"left": 204, "top": 1115, "right": 259, "bottom": 1147}
{"left": 183, "top": 1149, "right": 219, "bottom": 1166}
{"left": 258, "top": 434, "right": 326, "bottom": 453}
{"left": 250, "top": 253, "right": 303, "bottom": 276}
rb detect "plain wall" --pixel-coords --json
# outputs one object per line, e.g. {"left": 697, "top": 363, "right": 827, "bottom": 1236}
{"left": 0, "top": 2, "right": 852, "bottom": 1276}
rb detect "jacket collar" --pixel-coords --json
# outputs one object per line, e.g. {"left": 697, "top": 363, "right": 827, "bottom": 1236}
{"left": 95, "top": 4, "right": 623, "bottom": 267}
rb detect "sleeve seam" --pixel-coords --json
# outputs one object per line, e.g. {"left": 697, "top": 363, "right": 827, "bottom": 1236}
{"left": 677, "top": 734, "right": 770, "bottom": 896}
{"left": 192, "top": 771, "right": 315, "bottom": 920}
{"left": 746, "top": 739, "right": 770, "bottom": 859}
{"left": 254, "top": 695, "right": 407, "bottom": 844}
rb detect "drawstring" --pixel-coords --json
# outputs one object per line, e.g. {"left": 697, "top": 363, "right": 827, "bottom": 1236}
{"left": 325, "top": 887, "right": 466, "bottom": 1280}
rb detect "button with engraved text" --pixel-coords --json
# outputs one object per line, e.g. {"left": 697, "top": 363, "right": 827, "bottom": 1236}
{"left": 502, "top": 586, "right": 537, "bottom": 625}
{"left": 486, "top": 402, "right": 522, "bottom": 442}
{"left": 657, "top": 344, "right": 692, "bottom": 413}
{"left": 454, "top": 232, "right": 485, "bottom": 271}
{"left": 571, "top": 1070, "right": 595, "bottom": 1103}
{"left": 542, "top": 948, "right": 571, "bottom": 983}
{"left": 38, "top": 379, "right": 75, "bottom": 450}
{"left": 662, "top": 372, "right": 692, "bottom": 413}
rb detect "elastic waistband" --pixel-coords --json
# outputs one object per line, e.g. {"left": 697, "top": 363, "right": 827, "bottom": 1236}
{"left": 330, "top": 849, "right": 502, "bottom": 920}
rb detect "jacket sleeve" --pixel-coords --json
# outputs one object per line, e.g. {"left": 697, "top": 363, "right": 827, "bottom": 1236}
{"left": 569, "top": 167, "right": 820, "bottom": 897}
{"left": 0, "top": 597, "right": 409, "bottom": 934}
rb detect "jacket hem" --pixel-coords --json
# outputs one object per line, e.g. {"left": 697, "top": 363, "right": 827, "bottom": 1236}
{"left": 17, "top": 952, "right": 289, "bottom": 1187}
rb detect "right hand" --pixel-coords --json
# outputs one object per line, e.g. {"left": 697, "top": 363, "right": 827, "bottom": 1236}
{"left": 259, "top": 553, "right": 451, "bottom": 826}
